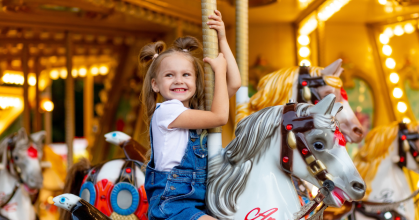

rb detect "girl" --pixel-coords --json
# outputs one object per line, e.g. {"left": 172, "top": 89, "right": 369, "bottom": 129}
{"left": 140, "top": 10, "right": 241, "bottom": 220}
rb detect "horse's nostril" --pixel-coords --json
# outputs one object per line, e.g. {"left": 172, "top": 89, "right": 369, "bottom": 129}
{"left": 352, "top": 182, "right": 365, "bottom": 191}
{"left": 353, "top": 127, "right": 363, "bottom": 136}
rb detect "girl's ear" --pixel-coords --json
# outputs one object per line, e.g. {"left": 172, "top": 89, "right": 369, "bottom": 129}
{"left": 151, "top": 78, "right": 159, "bottom": 93}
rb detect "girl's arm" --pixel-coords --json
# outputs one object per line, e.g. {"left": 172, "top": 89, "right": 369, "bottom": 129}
{"left": 169, "top": 53, "right": 229, "bottom": 129}
{"left": 208, "top": 10, "right": 241, "bottom": 98}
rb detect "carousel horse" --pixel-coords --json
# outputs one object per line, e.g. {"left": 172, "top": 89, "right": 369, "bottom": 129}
{"left": 236, "top": 59, "right": 364, "bottom": 144}
{"left": 350, "top": 122, "right": 419, "bottom": 220}
{"left": 207, "top": 94, "right": 366, "bottom": 220}
{"left": 0, "top": 128, "right": 46, "bottom": 220}
{"left": 60, "top": 131, "right": 148, "bottom": 220}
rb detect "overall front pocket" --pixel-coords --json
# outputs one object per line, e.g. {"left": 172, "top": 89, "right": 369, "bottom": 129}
{"left": 193, "top": 144, "right": 208, "bottom": 170}
{"left": 159, "top": 181, "right": 196, "bottom": 216}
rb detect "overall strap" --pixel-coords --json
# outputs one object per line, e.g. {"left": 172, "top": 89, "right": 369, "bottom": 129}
{"left": 149, "top": 105, "right": 161, "bottom": 164}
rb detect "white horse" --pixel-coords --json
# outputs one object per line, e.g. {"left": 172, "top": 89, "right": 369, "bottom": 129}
{"left": 352, "top": 122, "right": 419, "bottom": 220}
{"left": 207, "top": 94, "right": 366, "bottom": 220}
{"left": 0, "top": 128, "right": 46, "bottom": 220}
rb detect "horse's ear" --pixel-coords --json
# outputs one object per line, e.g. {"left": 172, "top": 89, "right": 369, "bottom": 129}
{"left": 309, "top": 94, "right": 336, "bottom": 115}
{"left": 16, "top": 128, "right": 29, "bottom": 143}
{"left": 321, "top": 59, "right": 343, "bottom": 77}
{"left": 30, "top": 131, "right": 46, "bottom": 148}
{"left": 331, "top": 102, "right": 343, "bottom": 117}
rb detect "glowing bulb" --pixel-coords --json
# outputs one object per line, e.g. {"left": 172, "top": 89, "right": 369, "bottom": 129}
{"left": 379, "top": 34, "right": 389, "bottom": 44}
{"left": 384, "top": 27, "right": 394, "bottom": 38}
{"left": 298, "top": 35, "right": 310, "bottom": 46}
{"left": 60, "top": 69, "right": 67, "bottom": 79}
{"left": 300, "top": 59, "right": 311, "bottom": 66}
{"left": 404, "top": 23, "right": 415, "bottom": 34}
{"left": 28, "top": 73, "right": 36, "bottom": 86}
{"left": 299, "top": 47, "right": 311, "bottom": 57}
{"left": 394, "top": 25, "right": 404, "bottom": 36}
{"left": 90, "top": 66, "right": 99, "bottom": 76}
{"left": 382, "top": 45, "right": 392, "bottom": 56}
{"left": 41, "top": 100, "right": 54, "bottom": 112}
{"left": 397, "top": 102, "right": 407, "bottom": 113}
{"left": 393, "top": 87, "right": 403, "bottom": 98}
{"left": 403, "top": 117, "right": 411, "bottom": 124}
{"left": 72, "top": 69, "right": 78, "bottom": 78}
{"left": 385, "top": 58, "right": 396, "bottom": 69}
{"left": 50, "top": 70, "right": 59, "bottom": 80}
{"left": 389, "top": 73, "right": 399, "bottom": 83}
{"left": 79, "top": 67, "right": 87, "bottom": 77}
{"left": 99, "top": 66, "right": 109, "bottom": 75}
{"left": 378, "top": 0, "right": 387, "bottom": 5}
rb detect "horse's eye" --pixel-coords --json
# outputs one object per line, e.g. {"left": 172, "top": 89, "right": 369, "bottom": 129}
{"left": 14, "top": 156, "right": 18, "bottom": 161}
{"left": 313, "top": 142, "right": 325, "bottom": 151}
{"left": 60, "top": 197, "right": 67, "bottom": 203}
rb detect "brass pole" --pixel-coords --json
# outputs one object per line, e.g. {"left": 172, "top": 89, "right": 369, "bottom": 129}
{"left": 65, "top": 32, "right": 75, "bottom": 167}
{"left": 34, "top": 56, "right": 42, "bottom": 132}
{"left": 84, "top": 67, "right": 93, "bottom": 146}
{"left": 22, "top": 43, "right": 30, "bottom": 134}
{"left": 201, "top": 0, "right": 220, "bottom": 133}
{"left": 236, "top": 0, "right": 248, "bottom": 88}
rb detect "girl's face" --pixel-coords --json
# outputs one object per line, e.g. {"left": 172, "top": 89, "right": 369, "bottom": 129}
{"left": 151, "top": 54, "right": 197, "bottom": 107}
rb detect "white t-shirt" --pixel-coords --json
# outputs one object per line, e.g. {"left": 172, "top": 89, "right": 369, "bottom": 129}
{"left": 152, "top": 99, "right": 189, "bottom": 171}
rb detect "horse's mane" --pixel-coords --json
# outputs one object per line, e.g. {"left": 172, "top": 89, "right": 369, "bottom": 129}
{"left": 235, "top": 66, "right": 342, "bottom": 126}
{"left": 207, "top": 103, "right": 337, "bottom": 219}
{"left": 353, "top": 121, "right": 418, "bottom": 197}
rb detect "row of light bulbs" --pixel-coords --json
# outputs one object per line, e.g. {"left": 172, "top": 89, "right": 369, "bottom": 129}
{"left": 49, "top": 65, "right": 109, "bottom": 80}
{"left": 0, "top": 97, "right": 21, "bottom": 110}
{"left": 378, "top": 22, "right": 413, "bottom": 123}
{"left": 1, "top": 71, "right": 37, "bottom": 86}
{"left": 297, "top": 35, "right": 312, "bottom": 66}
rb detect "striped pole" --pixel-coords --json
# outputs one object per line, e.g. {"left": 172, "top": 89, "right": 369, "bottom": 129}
{"left": 235, "top": 0, "right": 249, "bottom": 106}
{"left": 201, "top": 0, "right": 221, "bottom": 159}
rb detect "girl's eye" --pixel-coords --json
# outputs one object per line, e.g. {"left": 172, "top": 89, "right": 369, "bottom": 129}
{"left": 183, "top": 73, "right": 191, "bottom": 77}
{"left": 165, "top": 74, "right": 173, "bottom": 77}
{"left": 313, "top": 142, "right": 325, "bottom": 151}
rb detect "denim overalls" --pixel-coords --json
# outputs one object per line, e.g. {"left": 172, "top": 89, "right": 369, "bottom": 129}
{"left": 145, "top": 106, "right": 208, "bottom": 220}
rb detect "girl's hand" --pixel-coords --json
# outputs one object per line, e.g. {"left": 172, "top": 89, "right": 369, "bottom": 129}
{"left": 203, "top": 53, "right": 227, "bottom": 75}
{"left": 207, "top": 10, "right": 226, "bottom": 41}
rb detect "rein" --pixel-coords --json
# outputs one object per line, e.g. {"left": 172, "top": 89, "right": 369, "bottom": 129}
{"left": 280, "top": 101, "right": 335, "bottom": 220}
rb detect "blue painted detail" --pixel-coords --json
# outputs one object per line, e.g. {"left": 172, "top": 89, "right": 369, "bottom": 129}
{"left": 60, "top": 197, "right": 66, "bottom": 203}
{"left": 79, "top": 181, "right": 96, "bottom": 205}
{"left": 110, "top": 182, "right": 139, "bottom": 216}
{"left": 112, "top": 132, "right": 117, "bottom": 137}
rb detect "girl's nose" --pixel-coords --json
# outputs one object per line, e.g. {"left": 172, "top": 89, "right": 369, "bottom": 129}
{"left": 174, "top": 77, "right": 183, "bottom": 84}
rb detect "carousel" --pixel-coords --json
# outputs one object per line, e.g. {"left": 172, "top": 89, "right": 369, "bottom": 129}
{"left": 0, "top": 0, "right": 419, "bottom": 219}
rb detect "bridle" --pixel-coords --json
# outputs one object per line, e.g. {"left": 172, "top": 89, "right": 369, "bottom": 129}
{"left": 297, "top": 66, "right": 327, "bottom": 104}
{"left": 397, "top": 123, "right": 419, "bottom": 169}
{"left": 351, "top": 123, "right": 419, "bottom": 219}
{"left": 280, "top": 100, "right": 336, "bottom": 219}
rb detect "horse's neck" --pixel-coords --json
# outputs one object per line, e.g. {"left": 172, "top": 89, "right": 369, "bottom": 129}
{"left": 367, "top": 140, "right": 415, "bottom": 220}
{"left": 291, "top": 72, "right": 299, "bottom": 101}
{"left": 234, "top": 134, "right": 301, "bottom": 220}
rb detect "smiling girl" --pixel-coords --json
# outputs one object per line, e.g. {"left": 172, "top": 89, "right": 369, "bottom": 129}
{"left": 140, "top": 10, "right": 240, "bottom": 220}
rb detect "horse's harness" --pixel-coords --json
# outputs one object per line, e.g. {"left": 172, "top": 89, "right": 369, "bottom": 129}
{"left": 352, "top": 123, "right": 419, "bottom": 219}
{"left": 0, "top": 134, "right": 25, "bottom": 209}
{"left": 280, "top": 101, "right": 336, "bottom": 219}
{"left": 297, "top": 66, "right": 327, "bottom": 104}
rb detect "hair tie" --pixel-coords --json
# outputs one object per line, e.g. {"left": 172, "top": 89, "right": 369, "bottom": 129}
{"left": 182, "top": 49, "right": 188, "bottom": 52}
{"left": 152, "top": 54, "right": 159, "bottom": 60}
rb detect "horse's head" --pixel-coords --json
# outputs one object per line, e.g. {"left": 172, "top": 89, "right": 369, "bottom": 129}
{"left": 2, "top": 128, "right": 46, "bottom": 192}
{"left": 317, "top": 59, "right": 364, "bottom": 143}
{"left": 354, "top": 122, "right": 419, "bottom": 196}
{"left": 290, "top": 94, "right": 366, "bottom": 207}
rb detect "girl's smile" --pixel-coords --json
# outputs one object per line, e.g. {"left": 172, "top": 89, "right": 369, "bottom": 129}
{"left": 151, "top": 54, "right": 197, "bottom": 107}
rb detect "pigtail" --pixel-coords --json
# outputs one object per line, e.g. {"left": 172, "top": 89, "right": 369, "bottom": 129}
{"left": 139, "top": 41, "right": 166, "bottom": 125}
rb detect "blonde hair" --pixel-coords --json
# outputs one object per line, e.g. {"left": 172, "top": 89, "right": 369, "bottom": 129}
{"left": 353, "top": 122, "right": 418, "bottom": 197}
{"left": 139, "top": 36, "right": 206, "bottom": 126}
{"left": 235, "top": 66, "right": 342, "bottom": 125}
